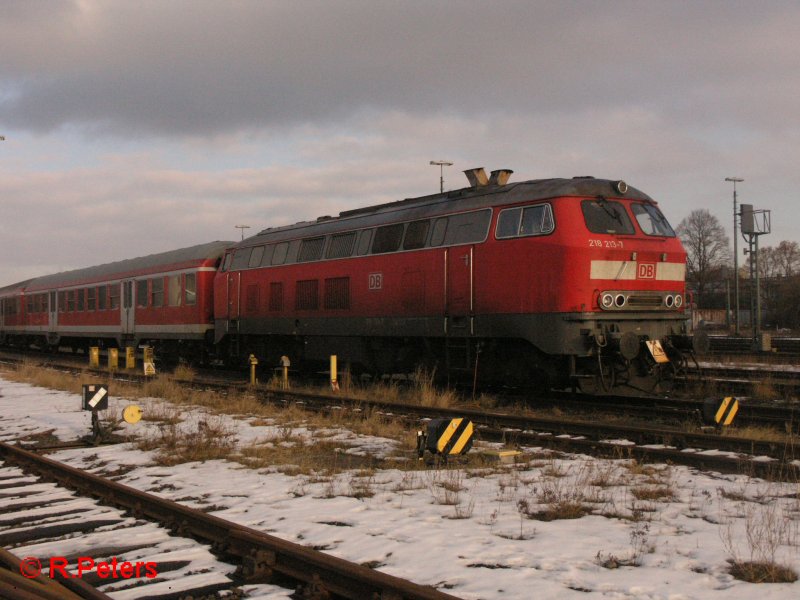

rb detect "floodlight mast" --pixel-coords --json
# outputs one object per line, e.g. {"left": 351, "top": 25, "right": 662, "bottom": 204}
{"left": 725, "top": 177, "right": 744, "bottom": 335}
{"left": 430, "top": 160, "right": 453, "bottom": 194}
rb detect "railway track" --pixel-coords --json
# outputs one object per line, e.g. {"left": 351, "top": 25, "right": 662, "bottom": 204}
{"left": 3, "top": 351, "right": 799, "bottom": 481}
{"left": 0, "top": 441, "right": 461, "bottom": 600}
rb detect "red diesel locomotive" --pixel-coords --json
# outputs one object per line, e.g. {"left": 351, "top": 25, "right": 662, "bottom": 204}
{"left": 213, "top": 168, "right": 697, "bottom": 392}
{"left": 0, "top": 168, "right": 700, "bottom": 392}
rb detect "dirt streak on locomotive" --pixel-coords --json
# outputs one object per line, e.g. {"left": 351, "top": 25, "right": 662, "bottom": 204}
{"left": 0, "top": 168, "right": 703, "bottom": 393}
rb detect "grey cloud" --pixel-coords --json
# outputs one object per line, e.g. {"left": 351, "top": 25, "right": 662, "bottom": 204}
{"left": 2, "top": 1, "right": 799, "bottom": 137}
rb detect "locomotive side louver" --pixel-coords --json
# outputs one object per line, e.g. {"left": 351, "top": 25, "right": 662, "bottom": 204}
{"left": 463, "top": 167, "right": 489, "bottom": 187}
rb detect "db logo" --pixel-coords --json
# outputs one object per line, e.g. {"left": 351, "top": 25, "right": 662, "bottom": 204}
{"left": 637, "top": 263, "right": 656, "bottom": 279}
{"left": 368, "top": 273, "right": 383, "bottom": 290}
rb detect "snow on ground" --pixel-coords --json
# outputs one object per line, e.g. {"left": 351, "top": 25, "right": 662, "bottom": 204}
{"left": 1, "top": 374, "right": 799, "bottom": 599}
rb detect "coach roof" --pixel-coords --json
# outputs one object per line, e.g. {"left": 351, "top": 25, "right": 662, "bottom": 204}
{"left": 24, "top": 241, "right": 233, "bottom": 292}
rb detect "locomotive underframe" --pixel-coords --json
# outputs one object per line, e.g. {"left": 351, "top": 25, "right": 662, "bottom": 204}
{"left": 219, "top": 309, "right": 692, "bottom": 391}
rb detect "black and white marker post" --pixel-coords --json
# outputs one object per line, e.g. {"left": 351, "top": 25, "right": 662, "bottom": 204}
{"left": 82, "top": 384, "right": 109, "bottom": 444}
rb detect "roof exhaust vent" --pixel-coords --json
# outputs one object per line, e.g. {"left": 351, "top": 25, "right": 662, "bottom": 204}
{"left": 489, "top": 169, "right": 514, "bottom": 186}
{"left": 463, "top": 167, "right": 489, "bottom": 188}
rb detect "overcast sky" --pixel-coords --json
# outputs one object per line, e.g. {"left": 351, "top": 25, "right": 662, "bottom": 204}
{"left": 2, "top": 0, "right": 799, "bottom": 285}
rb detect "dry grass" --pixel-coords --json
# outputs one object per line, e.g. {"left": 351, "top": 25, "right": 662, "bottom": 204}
{"left": 136, "top": 416, "right": 237, "bottom": 466}
{"left": 728, "top": 560, "right": 798, "bottom": 583}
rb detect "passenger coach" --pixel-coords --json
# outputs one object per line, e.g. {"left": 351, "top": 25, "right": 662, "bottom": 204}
{"left": 1, "top": 242, "right": 230, "bottom": 358}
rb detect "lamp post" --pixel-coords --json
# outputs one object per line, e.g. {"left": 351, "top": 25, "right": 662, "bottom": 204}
{"left": 725, "top": 177, "right": 743, "bottom": 335}
{"left": 429, "top": 160, "right": 453, "bottom": 194}
{"left": 235, "top": 225, "right": 250, "bottom": 241}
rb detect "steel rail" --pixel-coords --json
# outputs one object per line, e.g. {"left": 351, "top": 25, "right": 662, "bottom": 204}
{"left": 0, "top": 442, "right": 461, "bottom": 600}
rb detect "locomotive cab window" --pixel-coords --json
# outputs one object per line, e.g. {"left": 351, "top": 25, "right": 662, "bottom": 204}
{"left": 631, "top": 203, "right": 676, "bottom": 237}
{"left": 496, "top": 204, "right": 554, "bottom": 239}
{"left": 581, "top": 199, "right": 635, "bottom": 235}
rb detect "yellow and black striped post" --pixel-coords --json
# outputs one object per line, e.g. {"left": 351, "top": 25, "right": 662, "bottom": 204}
{"left": 703, "top": 397, "right": 739, "bottom": 427}
{"left": 417, "top": 418, "right": 474, "bottom": 461}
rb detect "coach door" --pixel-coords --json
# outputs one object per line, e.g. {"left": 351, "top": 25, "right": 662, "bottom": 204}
{"left": 445, "top": 245, "right": 474, "bottom": 335}
{"left": 48, "top": 291, "right": 58, "bottom": 333}
{"left": 121, "top": 280, "right": 135, "bottom": 335}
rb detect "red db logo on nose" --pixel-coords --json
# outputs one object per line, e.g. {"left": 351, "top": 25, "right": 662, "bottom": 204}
{"left": 637, "top": 263, "right": 656, "bottom": 279}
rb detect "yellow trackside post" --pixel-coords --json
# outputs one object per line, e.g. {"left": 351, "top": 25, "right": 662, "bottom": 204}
{"left": 126, "top": 347, "right": 136, "bottom": 369}
{"left": 108, "top": 348, "right": 119, "bottom": 371}
{"left": 249, "top": 354, "right": 258, "bottom": 385}
{"left": 89, "top": 347, "right": 100, "bottom": 368}
{"left": 330, "top": 355, "right": 339, "bottom": 391}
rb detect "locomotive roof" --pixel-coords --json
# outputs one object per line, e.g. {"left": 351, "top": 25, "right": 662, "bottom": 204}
{"left": 241, "top": 176, "right": 654, "bottom": 248}
{"left": 23, "top": 241, "right": 233, "bottom": 291}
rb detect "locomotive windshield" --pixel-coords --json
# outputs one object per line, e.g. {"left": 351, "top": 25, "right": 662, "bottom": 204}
{"left": 631, "top": 203, "right": 676, "bottom": 237}
{"left": 581, "top": 199, "right": 635, "bottom": 235}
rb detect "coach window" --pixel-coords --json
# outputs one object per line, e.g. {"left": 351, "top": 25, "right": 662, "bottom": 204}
{"left": 87, "top": 287, "right": 96, "bottom": 311}
{"left": 248, "top": 245, "right": 265, "bottom": 268}
{"left": 631, "top": 203, "right": 676, "bottom": 237}
{"left": 98, "top": 286, "right": 107, "bottom": 310}
{"left": 356, "top": 229, "right": 373, "bottom": 256}
{"left": 109, "top": 284, "right": 120, "bottom": 310}
{"left": 231, "top": 247, "right": 252, "bottom": 271}
{"left": 298, "top": 237, "right": 325, "bottom": 262}
{"left": 371, "top": 223, "right": 404, "bottom": 254}
{"left": 76, "top": 289, "right": 85, "bottom": 311}
{"left": 168, "top": 275, "right": 181, "bottom": 307}
{"left": 403, "top": 220, "right": 430, "bottom": 250}
{"left": 151, "top": 278, "right": 164, "bottom": 308}
{"left": 67, "top": 291, "right": 75, "bottom": 312}
{"left": 327, "top": 232, "right": 356, "bottom": 259}
{"left": 581, "top": 198, "right": 635, "bottom": 235}
{"left": 59, "top": 291, "right": 66, "bottom": 313}
{"left": 272, "top": 242, "right": 289, "bottom": 265}
{"left": 185, "top": 273, "right": 197, "bottom": 306}
{"left": 137, "top": 280, "right": 148, "bottom": 307}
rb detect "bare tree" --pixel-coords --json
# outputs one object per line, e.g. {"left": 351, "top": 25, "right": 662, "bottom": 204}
{"left": 773, "top": 241, "right": 800, "bottom": 277}
{"left": 676, "top": 209, "right": 730, "bottom": 307}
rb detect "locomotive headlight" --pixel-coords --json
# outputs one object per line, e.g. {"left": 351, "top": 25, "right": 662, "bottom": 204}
{"left": 601, "top": 293, "right": 614, "bottom": 309}
{"left": 614, "top": 294, "right": 627, "bottom": 308}
{"left": 674, "top": 294, "right": 683, "bottom": 308}
{"left": 665, "top": 295, "right": 675, "bottom": 308}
